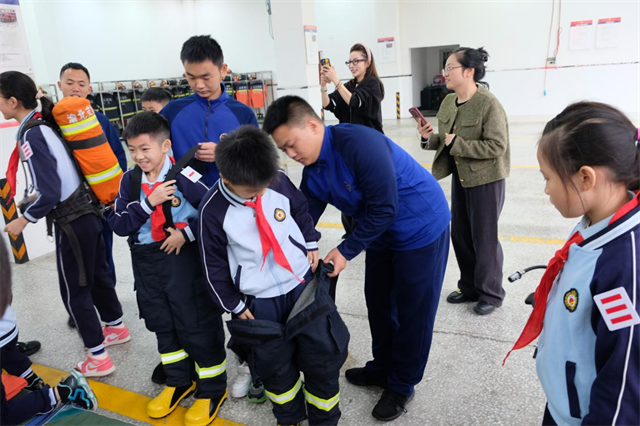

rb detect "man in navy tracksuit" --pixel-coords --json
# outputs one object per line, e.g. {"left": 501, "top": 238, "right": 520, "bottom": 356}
{"left": 57, "top": 63, "right": 127, "bottom": 298}
{"left": 161, "top": 35, "right": 258, "bottom": 187}
{"left": 264, "top": 96, "right": 452, "bottom": 422}
{"left": 158, "top": 35, "right": 261, "bottom": 396}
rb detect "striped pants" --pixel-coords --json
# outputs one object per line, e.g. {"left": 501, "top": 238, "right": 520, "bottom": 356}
{"left": 131, "top": 241, "right": 227, "bottom": 398}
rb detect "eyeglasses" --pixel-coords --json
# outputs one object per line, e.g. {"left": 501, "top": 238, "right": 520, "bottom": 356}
{"left": 345, "top": 58, "right": 367, "bottom": 67}
{"left": 442, "top": 66, "right": 463, "bottom": 76}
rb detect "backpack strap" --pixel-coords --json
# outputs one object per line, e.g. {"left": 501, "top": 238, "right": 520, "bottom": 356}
{"left": 129, "top": 166, "right": 143, "bottom": 202}
{"left": 161, "top": 144, "right": 201, "bottom": 230}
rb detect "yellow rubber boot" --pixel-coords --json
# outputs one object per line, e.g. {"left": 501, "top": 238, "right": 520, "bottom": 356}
{"left": 147, "top": 382, "right": 196, "bottom": 418}
{"left": 184, "top": 389, "right": 228, "bottom": 426}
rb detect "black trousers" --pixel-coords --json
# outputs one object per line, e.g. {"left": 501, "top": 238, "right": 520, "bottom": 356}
{"left": 450, "top": 169, "right": 506, "bottom": 306}
{"left": 55, "top": 214, "right": 123, "bottom": 350}
{"left": 227, "top": 268, "right": 349, "bottom": 426}
{"left": 0, "top": 335, "right": 53, "bottom": 426}
{"left": 131, "top": 241, "right": 227, "bottom": 399}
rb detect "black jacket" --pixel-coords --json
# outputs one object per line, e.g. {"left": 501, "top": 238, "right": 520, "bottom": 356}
{"left": 325, "top": 76, "right": 384, "bottom": 134}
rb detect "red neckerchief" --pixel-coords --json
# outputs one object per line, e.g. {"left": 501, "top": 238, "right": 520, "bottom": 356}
{"left": 5, "top": 112, "right": 41, "bottom": 200}
{"left": 504, "top": 190, "right": 639, "bottom": 364}
{"left": 244, "top": 195, "right": 304, "bottom": 283}
{"left": 140, "top": 157, "right": 185, "bottom": 242}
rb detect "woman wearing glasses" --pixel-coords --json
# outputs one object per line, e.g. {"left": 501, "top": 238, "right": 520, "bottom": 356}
{"left": 321, "top": 43, "right": 385, "bottom": 134}
{"left": 418, "top": 47, "right": 510, "bottom": 316}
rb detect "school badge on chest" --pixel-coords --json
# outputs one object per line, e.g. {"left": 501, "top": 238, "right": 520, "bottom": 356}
{"left": 564, "top": 289, "right": 579, "bottom": 312}
{"left": 171, "top": 196, "right": 181, "bottom": 207}
{"left": 274, "top": 208, "right": 286, "bottom": 222}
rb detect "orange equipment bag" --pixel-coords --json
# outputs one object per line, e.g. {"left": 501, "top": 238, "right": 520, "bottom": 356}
{"left": 235, "top": 83, "right": 250, "bottom": 106}
{"left": 52, "top": 97, "right": 123, "bottom": 205}
{"left": 249, "top": 83, "right": 265, "bottom": 108}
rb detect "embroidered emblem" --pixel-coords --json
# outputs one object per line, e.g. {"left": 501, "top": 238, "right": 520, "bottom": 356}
{"left": 181, "top": 166, "right": 202, "bottom": 183}
{"left": 564, "top": 289, "right": 579, "bottom": 312}
{"left": 20, "top": 142, "right": 33, "bottom": 160}
{"left": 594, "top": 287, "right": 640, "bottom": 331}
{"left": 274, "top": 208, "right": 286, "bottom": 222}
{"left": 171, "top": 196, "right": 181, "bottom": 207}
{"left": 344, "top": 182, "right": 352, "bottom": 192}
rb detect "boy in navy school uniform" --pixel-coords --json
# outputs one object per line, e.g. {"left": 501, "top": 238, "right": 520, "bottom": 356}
{"left": 160, "top": 34, "right": 264, "bottom": 400}
{"left": 198, "top": 125, "right": 350, "bottom": 425}
{"left": 108, "top": 112, "right": 227, "bottom": 426}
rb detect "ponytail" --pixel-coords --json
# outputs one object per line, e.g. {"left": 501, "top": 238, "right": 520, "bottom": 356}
{"left": 0, "top": 70, "right": 58, "bottom": 129}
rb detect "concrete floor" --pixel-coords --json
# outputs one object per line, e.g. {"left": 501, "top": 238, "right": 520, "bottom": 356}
{"left": 10, "top": 117, "right": 579, "bottom": 425}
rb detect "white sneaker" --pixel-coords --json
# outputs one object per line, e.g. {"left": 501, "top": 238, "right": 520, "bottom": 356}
{"left": 230, "top": 362, "right": 252, "bottom": 398}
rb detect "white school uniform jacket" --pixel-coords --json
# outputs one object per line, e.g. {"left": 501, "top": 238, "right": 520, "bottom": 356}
{"left": 198, "top": 171, "right": 321, "bottom": 315}
{"left": 536, "top": 192, "right": 640, "bottom": 426}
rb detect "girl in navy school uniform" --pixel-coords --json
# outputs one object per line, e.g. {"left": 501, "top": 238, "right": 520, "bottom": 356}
{"left": 0, "top": 71, "right": 129, "bottom": 378}
{"left": 505, "top": 102, "right": 639, "bottom": 426}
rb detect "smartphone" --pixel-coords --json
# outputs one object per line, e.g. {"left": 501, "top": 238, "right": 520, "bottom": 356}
{"left": 409, "top": 107, "right": 428, "bottom": 126}
{"left": 320, "top": 57, "right": 331, "bottom": 67}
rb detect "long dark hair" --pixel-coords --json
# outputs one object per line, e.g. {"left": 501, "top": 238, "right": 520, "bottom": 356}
{"left": 349, "top": 43, "right": 385, "bottom": 99}
{"left": 539, "top": 101, "right": 640, "bottom": 192}
{"left": 453, "top": 46, "right": 490, "bottom": 89}
{"left": 0, "top": 237, "right": 12, "bottom": 317}
{"left": 0, "top": 71, "right": 56, "bottom": 127}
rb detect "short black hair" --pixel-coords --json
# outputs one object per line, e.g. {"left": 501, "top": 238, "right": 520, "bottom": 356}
{"left": 262, "top": 96, "right": 320, "bottom": 135}
{"left": 59, "top": 62, "right": 90, "bottom": 81}
{"left": 141, "top": 88, "right": 172, "bottom": 105}
{"left": 180, "top": 35, "right": 224, "bottom": 67}
{"left": 122, "top": 112, "right": 170, "bottom": 143}
{"left": 216, "top": 125, "right": 279, "bottom": 188}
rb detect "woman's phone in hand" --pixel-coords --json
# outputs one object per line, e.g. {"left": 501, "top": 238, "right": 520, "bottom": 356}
{"left": 409, "top": 107, "right": 428, "bottom": 127}
{"left": 320, "top": 58, "right": 331, "bottom": 67}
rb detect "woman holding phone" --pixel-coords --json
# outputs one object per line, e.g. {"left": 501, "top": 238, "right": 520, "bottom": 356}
{"left": 418, "top": 47, "right": 510, "bottom": 316}
{"left": 321, "top": 43, "right": 385, "bottom": 134}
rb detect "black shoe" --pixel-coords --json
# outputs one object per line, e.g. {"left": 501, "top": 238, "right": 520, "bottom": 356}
{"left": 446, "top": 289, "right": 478, "bottom": 304}
{"left": 68, "top": 316, "right": 76, "bottom": 328}
{"left": 372, "top": 389, "right": 414, "bottom": 421}
{"left": 345, "top": 367, "right": 387, "bottom": 388}
{"left": 473, "top": 300, "right": 496, "bottom": 315}
{"left": 16, "top": 340, "right": 41, "bottom": 356}
{"left": 151, "top": 362, "right": 167, "bottom": 385}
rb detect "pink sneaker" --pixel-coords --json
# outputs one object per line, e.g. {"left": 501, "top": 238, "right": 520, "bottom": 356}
{"left": 75, "top": 354, "right": 115, "bottom": 377}
{"left": 103, "top": 325, "right": 131, "bottom": 347}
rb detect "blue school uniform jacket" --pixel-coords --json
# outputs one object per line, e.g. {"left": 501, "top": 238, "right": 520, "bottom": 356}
{"left": 160, "top": 84, "right": 258, "bottom": 186}
{"left": 301, "top": 124, "right": 451, "bottom": 260}
{"left": 536, "top": 192, "right": 640, "bottom": 426}
{"left": 108, "top": 156, "right": 208, "bottom": 244}
{"left": 198, "top": 172, "right": 321, "bottom": 315}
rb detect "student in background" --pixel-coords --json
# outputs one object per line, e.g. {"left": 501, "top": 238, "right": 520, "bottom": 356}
{"left": 1, "top": 70, "right": 129, "bottom": 378}
{"left": 161, "top": 34, "right": 263, "bottom": 402}
{"left": 0, "top": 238, "right": 98, "bottom": 426}
{"left": 141, "top": 88, "right": 172, "bottom": 113}
{"left": 57, "top": 62, "right": 127, "bottom": 327}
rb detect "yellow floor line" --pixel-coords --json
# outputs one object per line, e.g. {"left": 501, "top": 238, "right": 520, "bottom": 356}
{"left": 31, "top": 364, "right": 243, "bottom": 426}
{"left": 317, "top": 222, "right": 564, "bottom": 245}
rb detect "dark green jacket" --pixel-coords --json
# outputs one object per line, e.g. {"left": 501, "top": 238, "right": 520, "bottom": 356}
{"left": 422, "top": 85, "right": 510, "bottom": 188}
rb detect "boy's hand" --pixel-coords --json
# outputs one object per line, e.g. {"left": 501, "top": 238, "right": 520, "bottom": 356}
{"left": 17, "top": 194, "right": 37, "bottom": 210}
{"left": 308, "top": 250, "right": 319, "bottom": 272}
{"left": 147, "top": 180, "right": 176, "bottom": 207}
{"left": 238, "top": 309, "right": 255, "bottom": 320}
{"left": 4, "top": 216, "right": 29, "bottom": 237}
{"left": 195, "top": 142, "right": 217, "bottom": 162}
{"left": 160, "top": 227, "right": 186, "bottom": 255}
{"left": 323, "top": 247, "right": 347, "bottom": 277}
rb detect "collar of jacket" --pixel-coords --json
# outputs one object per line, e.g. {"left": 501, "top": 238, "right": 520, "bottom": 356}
{"left": 313, "top": 125, "right": 335, "bottom": 167}
{"left": 218, "top": 177, "right": 253, "bottom": 207}
{"left": 193, "top": 83, "right": 230, "bottom": 110}
{"left": 16, "top": 108, "right": 38, "bottom": 140}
